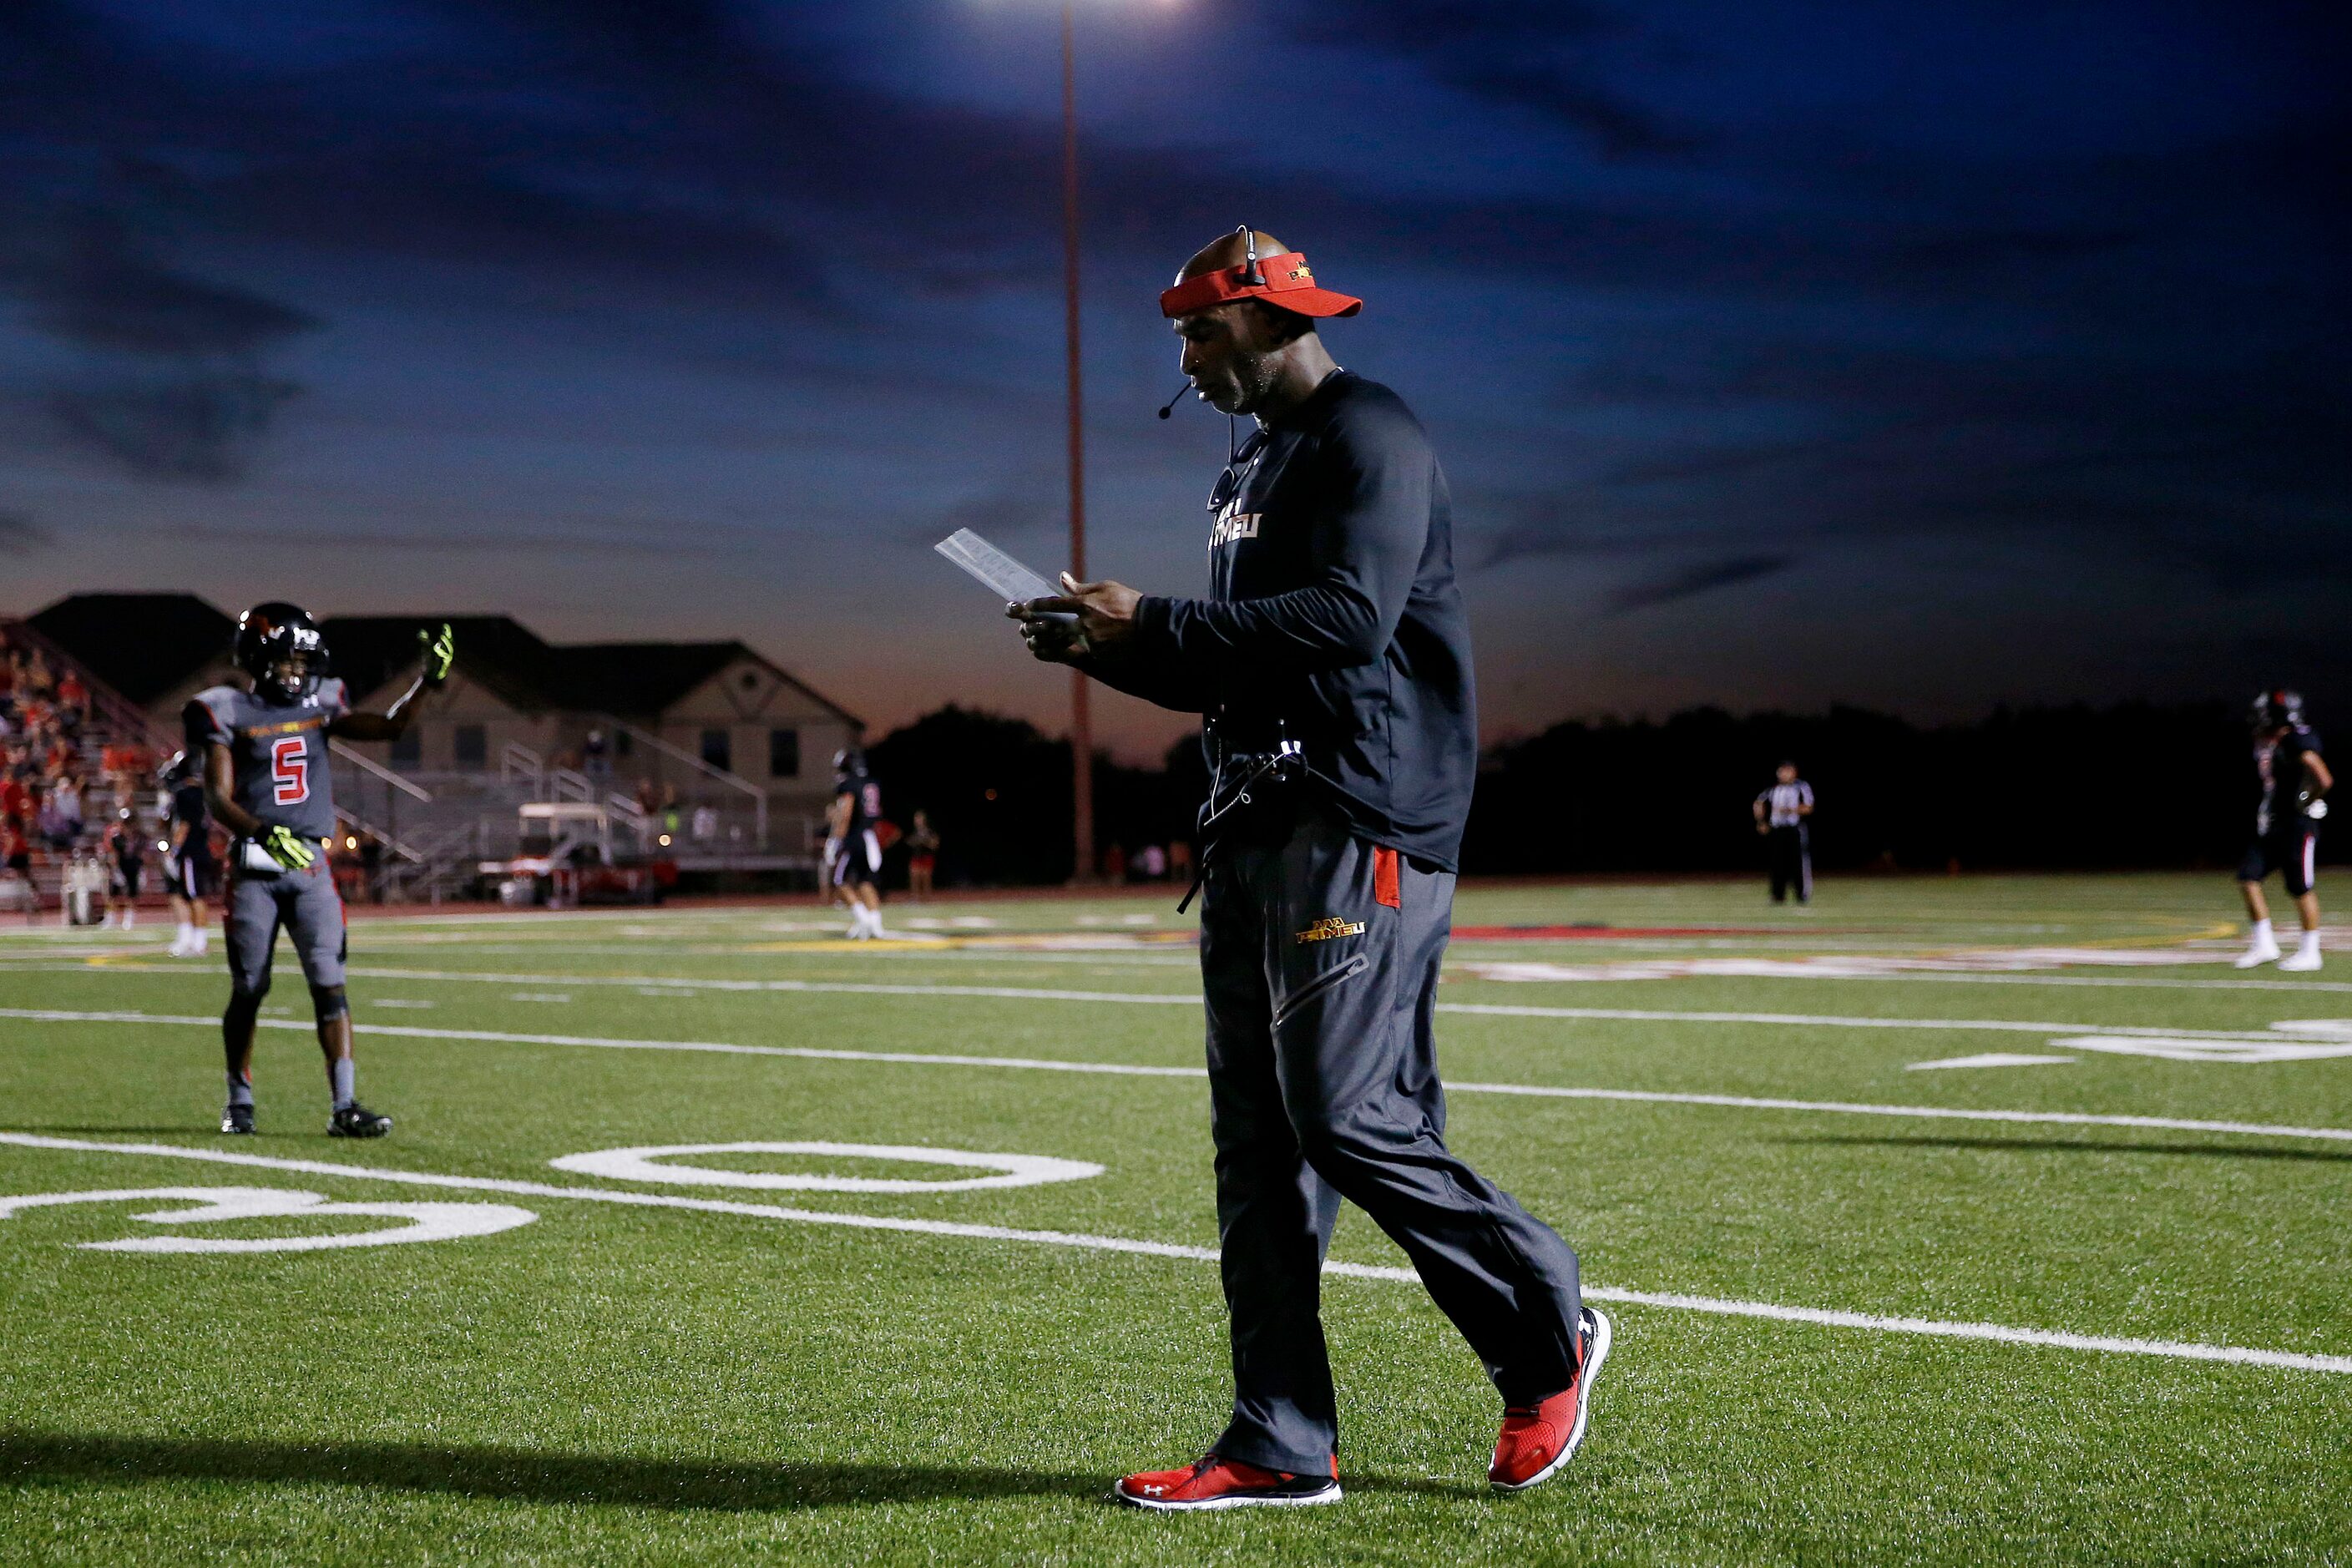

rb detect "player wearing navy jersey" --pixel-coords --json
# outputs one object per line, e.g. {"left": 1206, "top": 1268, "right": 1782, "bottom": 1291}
{"left": 2236, "top": 689, "right": 2331, "bottom": 971}
{"left": 824, "top": 748, "right": 887, "bottom": 940}
{"left": 102, "top": 811, "right": 145, "bottom": 930}
{"left": 1015, "top": 230, "right": 1599, "bottom": 1509}
{"left": 160, "top": 752, "right": 216, "bottom": 957}
{"left": 186, "top": 604, "right": 454, "bottom": 1136}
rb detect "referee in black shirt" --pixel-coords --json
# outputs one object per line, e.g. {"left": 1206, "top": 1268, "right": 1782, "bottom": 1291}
{"left": 1013, "top": 229, "right": 1602, "bottom": 1510}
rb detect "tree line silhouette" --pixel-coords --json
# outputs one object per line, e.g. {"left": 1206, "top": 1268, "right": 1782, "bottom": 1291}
{"left": 864, "top": 701, "right": 2276, "bottom": 887}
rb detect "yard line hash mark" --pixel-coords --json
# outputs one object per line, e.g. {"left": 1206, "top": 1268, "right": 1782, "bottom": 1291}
{"left": 2, "top": 1131, "right": 2346, "bottom": 1378}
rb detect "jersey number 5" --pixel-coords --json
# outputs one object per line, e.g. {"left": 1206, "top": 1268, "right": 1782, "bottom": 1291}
{"left": 270, "top": 736, "right": 310, "bottom": 806}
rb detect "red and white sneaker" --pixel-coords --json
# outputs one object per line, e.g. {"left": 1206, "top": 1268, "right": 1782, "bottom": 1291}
{"left": 1113, "top": 1453, "right": 1343, "bottom": 1512}
{"left": 1490, "top": 1306, "right": 1613, "bottom": 1492}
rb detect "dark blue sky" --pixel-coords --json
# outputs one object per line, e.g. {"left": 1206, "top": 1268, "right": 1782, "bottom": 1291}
{"left": 3, "top": 0, "right": 2344, "bottom": 756}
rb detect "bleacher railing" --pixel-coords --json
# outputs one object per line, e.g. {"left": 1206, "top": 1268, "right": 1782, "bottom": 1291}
{"left": 590, "top": 711, "right": 767, "bottom": 848}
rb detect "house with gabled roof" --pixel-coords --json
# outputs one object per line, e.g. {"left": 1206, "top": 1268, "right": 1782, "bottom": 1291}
{"left": 24, "top": 593, "right": 242, "bottom": 717}
{"left": 20, "top": 595, "right": 861, "bottom": 853}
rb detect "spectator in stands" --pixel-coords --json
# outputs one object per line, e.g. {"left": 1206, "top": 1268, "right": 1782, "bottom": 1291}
{"left": 1, "top": 815, "right": 28, "bottom": 878}
{"left": 635, "top": 776, "right": 660, "bottom": 816}
{"left": 1137, "top": 842, "right": 1168, "bottom": 881}
{"left": 37, "top": 787, "right": 73, "bottom": 851}
{"left": 1103, "top": 842, "right": 1127, "bottom": 883}
{"left": 584, "top": 728, "right": 609, "bottom": 775}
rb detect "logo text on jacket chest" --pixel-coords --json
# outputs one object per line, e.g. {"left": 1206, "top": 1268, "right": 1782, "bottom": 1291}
{"left": 1208, "top": 510, "right": 1262, "bottom": 551}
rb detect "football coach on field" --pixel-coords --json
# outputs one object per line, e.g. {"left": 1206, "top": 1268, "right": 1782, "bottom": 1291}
{"left": 1011, "top": 229, "right": 1607, "bottom": 1511}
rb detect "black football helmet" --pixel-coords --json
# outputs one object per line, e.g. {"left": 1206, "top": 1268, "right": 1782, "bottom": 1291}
{"left": 2252, "top": 688, "right": 2305, "bottom": 732}
{"left": 235, "top": 602, "right": 329, "bottom": 706}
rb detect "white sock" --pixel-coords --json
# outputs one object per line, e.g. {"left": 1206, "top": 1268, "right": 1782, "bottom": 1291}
{"left": 2251, "top": 918, "right": 2274, "bottom": 945}
{"left": 195, "top": 928, "right": 209, "bottom": 953}
{"left": 2299, "top": 930, "right": 2322, "bottom": 955}
{"left": 122, "top": 909, "right": 134, "bottom": 930}
{"left": 177, "top": 921, "right": 195, "bottom": 947}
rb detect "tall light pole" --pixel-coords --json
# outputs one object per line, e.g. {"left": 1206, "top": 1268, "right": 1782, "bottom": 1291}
{"left": 1060, "top": 0, "right": 1095, "bottom": 883}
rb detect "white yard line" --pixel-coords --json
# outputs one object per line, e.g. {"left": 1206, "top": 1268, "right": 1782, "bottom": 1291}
{"left": 1793, "top": 971, "right": 2352, "bottom": 995}
{"left": 0, "top": 964, "right": 2320, "bottom": 1044}
{"left": 11, "top": 952, "right": 2352, "bottom": 993}
{"left": 2, "top": 1130, "right": 2344, "bottom": 1377}
{"left": 0, "top": 962, "right": 1205, "bottom": 1004}
{"left": 349, "top": 942, "right": 1203, "bottom": 969}
{"left": 1435, "top": 1001, "right": 2288, "bottom": 1043}
{"left": 8, "top": 1008, "right": 2352, "bottom": 1145}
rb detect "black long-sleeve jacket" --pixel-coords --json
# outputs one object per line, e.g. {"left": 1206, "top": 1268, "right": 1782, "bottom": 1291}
{"left": 1085, "top": 371, "right": 1478, "bottom": 869}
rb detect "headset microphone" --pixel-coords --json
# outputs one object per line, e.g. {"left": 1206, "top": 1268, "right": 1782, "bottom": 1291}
{"left": 1157, "top": 382, "right": 1190, "bottom": 419}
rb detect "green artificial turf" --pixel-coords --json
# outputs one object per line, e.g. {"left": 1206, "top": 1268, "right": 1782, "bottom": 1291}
{"left": 2, "top": 874, "right": 2349, "bottom": 1565}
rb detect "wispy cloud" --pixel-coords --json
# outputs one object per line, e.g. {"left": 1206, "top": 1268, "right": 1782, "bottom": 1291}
{"left": 1606, "top": 554, "right": 1795, "bottom": 613}
{"left": 46, "top": 372, "right": 301, "bottom": 483}
{"left": 0, "top": 508, "right": 52, "bottom": 554}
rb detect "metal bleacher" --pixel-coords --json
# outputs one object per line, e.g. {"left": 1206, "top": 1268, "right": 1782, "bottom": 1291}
{"left": 2, "top": 618, "right": 820, "bottom": 913}
{"left": 3, "top": 616, "right": 442, "bottom": 914}
{"left": 1, "top": 618, "right": 195, "bottom": 919}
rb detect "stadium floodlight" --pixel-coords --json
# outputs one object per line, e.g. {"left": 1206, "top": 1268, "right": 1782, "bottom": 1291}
{"left": 980, "top": 0, "right": 1175, "bottom": 879}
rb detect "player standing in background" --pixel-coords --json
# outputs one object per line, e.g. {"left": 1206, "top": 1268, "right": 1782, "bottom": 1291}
{"left": 2236, "top": 689, "right": 2331, "bottom": 972}
{"left": 188, "top": 605, "right": 454, "bottom": 1136}
{"left": 161, "top": 752, "right": 217, "bottom": 958}
{"left": 904, "top": 808, "right": 939, "bottom": 901}
{"left": 825, "top": 747, "right": 887, "bottom": 940}
{"left": 1753, "top": 761, "right": 1815, "bottom": 905}
{"left": 101, "top": 811, "right": 144, "bottom": 929}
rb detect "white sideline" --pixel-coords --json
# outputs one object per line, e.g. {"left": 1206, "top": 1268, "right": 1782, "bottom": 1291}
{"left": 2, "top": 1130, "right": 2346, "bottom": 1377}
{"left": 8, "top": 1008, "right": 2352, "bottom": 1145}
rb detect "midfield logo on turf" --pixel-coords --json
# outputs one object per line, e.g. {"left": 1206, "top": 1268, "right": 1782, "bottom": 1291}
{"left": 1294, "top": 916, "right": 1365, "bottom": 944}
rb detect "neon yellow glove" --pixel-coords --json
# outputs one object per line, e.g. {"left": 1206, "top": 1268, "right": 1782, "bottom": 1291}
{"left": 419, "top": 623, "right": 456, "bottom": 686}
{"left": 260, "top": 824, "right": 316, "bottom": 871}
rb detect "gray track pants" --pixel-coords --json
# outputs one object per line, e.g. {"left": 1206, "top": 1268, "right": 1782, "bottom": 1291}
{"left": 1201, "top": 802, "right": 1584, "bottom": 1474}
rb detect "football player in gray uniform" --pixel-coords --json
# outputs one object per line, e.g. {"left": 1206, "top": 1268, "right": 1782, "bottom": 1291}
{"left": 187, "top": 604, "right": 454, "bottom": 1136}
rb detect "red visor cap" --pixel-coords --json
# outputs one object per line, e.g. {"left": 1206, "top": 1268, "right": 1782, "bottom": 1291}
{"left": 1158, "top": 252, "right": 1363, "bottom": 319}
